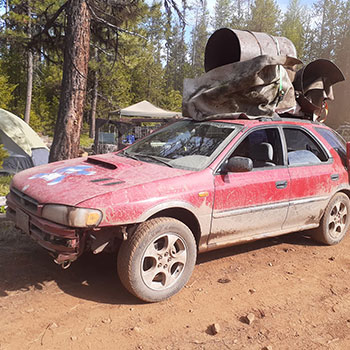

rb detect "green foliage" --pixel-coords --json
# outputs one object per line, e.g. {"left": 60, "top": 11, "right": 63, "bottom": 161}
{"left": 1, "top": 0, "right": 350, "bottom": 138}
{"left": 30, "top": 63, "right": 62, "bottom": 134}
{"left": 212, "top": 0, "right": 233, "bottom": 30}
{"left": 80, "top": 134, "right": 94, "bottom": 148}
{"left": 0, "top": 145, "right": 9, "bottom": 168}
{"left": 248, "top": 0, "right": 281, "bottom": 34}
{"left": 0, "top": 175, "right": 12, "bottom": 197}
{"left": 0, "top": 63, "right": 16, "bottom": 109}
{"left": 162, "top": 89, "right": 182, "bottom": 111}
{"left": 190, "top": 0, "right": 209, "bottom": 77}
{"left": 311, "top": 0, "right": 343, "bottom": 60}
{"left": 281, "top": 0, "right": 307, "bottom": 57}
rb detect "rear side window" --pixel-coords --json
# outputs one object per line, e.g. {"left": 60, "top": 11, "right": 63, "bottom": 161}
{"left": 284, "top": 128, "right": 329, "bottom": 166}
{"left": 314, "top": 127, "right": 346, "bottom": 166}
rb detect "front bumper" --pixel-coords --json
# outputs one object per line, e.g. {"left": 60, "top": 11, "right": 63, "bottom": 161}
{"left": 6, "top": 192, "right": 87, "bottom": 264}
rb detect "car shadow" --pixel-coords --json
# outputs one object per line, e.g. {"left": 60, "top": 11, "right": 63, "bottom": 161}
{"left": 0, "top": 226, "right": 322, "bottom": 305}
{"left": 0, "top": 225, "right": 141, "bottom": 305}
{"left": 197, "top": 231, "right": 322, "bottom": 265}
{"left": 54, "top": 252, "right": 144, "bottom": 305}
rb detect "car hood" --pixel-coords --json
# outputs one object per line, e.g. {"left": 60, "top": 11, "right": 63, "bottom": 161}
{"left": 11, "top": 153, "right": 192, "bottom": 206}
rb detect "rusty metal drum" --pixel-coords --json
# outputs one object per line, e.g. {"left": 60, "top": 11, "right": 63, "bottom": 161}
{"left": 204, "top": 28, "right": 297, "bottom": 72}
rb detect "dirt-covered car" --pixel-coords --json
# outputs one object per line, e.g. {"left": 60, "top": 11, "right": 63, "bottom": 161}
{"left": 6, "top": 116, "right": 350, "bottom": 302}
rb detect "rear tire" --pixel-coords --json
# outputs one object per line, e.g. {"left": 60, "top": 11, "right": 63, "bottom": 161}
{"left": 117, "top": 217, "right": 197, "bottom": 302}
{"left": 312, "top": 192, "right": 350, "bottom": 245}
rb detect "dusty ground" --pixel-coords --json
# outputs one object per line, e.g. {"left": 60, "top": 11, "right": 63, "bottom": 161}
{"left": 1, "top": 220, "right": 350, "bottom": 350}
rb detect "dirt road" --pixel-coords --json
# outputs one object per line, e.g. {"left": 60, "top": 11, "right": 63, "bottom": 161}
{"left": 1, "top": 220, "right": 350, "bottom": 350}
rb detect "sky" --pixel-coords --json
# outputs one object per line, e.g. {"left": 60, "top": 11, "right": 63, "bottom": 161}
{"left": 206, "top": 0, "right": 315, "bottom": 14}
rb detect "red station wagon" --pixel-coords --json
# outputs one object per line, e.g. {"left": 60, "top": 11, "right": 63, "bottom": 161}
{"left": 6, "top": 116, "right": 350, "bottom": 302}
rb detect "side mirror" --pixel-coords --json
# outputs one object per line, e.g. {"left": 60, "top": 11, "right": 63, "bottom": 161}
{"left": 223, "top": 156, "right": 253, "bottom": 173}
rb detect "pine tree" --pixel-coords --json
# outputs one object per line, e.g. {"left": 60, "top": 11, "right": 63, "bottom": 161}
{"left": 280, "top": 0, "right": 307, "bottom": 57}
{"left": 248, "top": 0, "right": 281, "bottom": 34}
{"left": 312, "top": 0, "right": 343, "bottom": 59}
{"left": 331, "top": 0, "right": 350, "bottom": 126}
{"left": 165, "top": 18, "right": 190, "bottom": 94}
{"left": 0, "top": 0, "right": 66, "bottom": 131}
{"left": 190, "top": 0, "right": 209, "bottom": 77}
{"left": 231, "top": 0, "right": 250, "bottom": 29}
{"left": 212, "top": 0, "right": 233, "bottom": 30}
{"left": 0, "top": 61, "right": 15, "bottom": 109}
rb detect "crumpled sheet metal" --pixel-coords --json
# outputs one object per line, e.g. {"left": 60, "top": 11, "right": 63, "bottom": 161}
{"left": 204, "top": 28, "right": 298, "bottom": 72}
{"left": 182, "top": 55, "right": 301, "bottom": 121}
{"left": 292, "top": 59, "right": 345, "bottom": 116}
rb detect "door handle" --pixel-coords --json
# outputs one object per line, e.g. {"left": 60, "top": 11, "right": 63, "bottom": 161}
{"left": 276, "top": 180, "right": 288, "bottom": 189}
{"left": 331, "top": 174, "right": 339, "bottom": 181}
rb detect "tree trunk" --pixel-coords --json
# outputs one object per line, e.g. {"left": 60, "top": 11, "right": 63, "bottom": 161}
{"left": 89, "top": 47, "right": 98, "bottom": 139}
{"left": 24, "top": 50, "right": 33, "bottom": 124}
{"left": 319, "top": 0, "right": 327, "bottom": 55}
{"left": 24, "top": 2, "right": 33, "bottom": 125}
{"left": 49, "top": 0, "right": 91, "bottom": 162}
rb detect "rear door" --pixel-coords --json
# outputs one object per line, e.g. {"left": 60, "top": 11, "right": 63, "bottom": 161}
{"left": 282, "top": 126, "right": 338, "bottom": 230}
{"left": 209, "top": 126, "right": 290, "bottom": 246}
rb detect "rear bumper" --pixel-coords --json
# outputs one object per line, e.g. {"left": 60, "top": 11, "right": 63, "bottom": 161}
{"left": 6, "top": 195, "right": 87, "bottom": 264}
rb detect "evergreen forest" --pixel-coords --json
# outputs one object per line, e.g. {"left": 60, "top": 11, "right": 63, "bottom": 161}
{"left": 0, "top": 0, "right": 349, "bottom": 148}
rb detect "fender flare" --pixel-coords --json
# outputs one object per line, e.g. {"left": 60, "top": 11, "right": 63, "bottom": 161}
{"left": 137, "top": 200, "right": 199, "bottom": 222}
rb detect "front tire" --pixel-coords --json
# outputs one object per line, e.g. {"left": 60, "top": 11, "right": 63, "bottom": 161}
{"left": 117, "top": 217, "right": 197, "bottom": 302}
{"left": 312, "top": 192, "right": 350, "bottom": 245}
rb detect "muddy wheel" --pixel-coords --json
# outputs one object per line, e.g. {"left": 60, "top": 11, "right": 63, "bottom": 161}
{"left": 312, "top": 193, "right": 350, "bottom": 245}
{"left": 117, "top": 217, "right": 197, "bottom": 302}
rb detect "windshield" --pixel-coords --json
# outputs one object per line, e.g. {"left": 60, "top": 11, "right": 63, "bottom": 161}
{"left": 120, "top": 120, "right": 240, "bottom": 171}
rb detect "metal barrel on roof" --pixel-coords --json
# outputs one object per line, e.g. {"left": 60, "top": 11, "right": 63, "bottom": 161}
{"left": 204, "top": 28, "right": 297, "bottom": 72}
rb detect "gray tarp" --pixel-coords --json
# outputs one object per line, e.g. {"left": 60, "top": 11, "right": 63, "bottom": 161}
{"left": 2, "top": 155, "right": 33, "bottom": 174}
{"left": 182, "top": 55, "right": 301, "bottom": 121}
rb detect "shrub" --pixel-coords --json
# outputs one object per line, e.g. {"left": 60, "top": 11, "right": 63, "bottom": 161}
{"left": 0, "top": 175, "right": 12, "bottom": 197}
{"left": 0, "top": 144, "right": 8, "bottom": 168}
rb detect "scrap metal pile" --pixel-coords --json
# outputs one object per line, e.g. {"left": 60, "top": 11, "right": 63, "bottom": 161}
{"left": 182, "top": 28, "right": 345, "bottom": 122}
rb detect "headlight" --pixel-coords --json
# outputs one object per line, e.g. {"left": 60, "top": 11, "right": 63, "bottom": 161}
{"left": 42, "top": 205, "right": 102, "bottom": 227}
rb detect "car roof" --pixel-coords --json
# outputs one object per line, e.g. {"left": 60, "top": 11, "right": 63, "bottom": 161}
{"left": 209, "top": 117, "right": 328, "bottom": 128}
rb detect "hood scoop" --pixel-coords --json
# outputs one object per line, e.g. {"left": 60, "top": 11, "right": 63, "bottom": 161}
{"left": 90, "top": 177, "right": 125, "bottom": 186}
{"left": 86, "top": 157, "right": 117, "bottom": 169}
{"left": 102, "top": 181, "right": 125, "bottom": 186}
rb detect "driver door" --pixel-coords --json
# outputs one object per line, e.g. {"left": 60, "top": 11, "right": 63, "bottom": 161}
{"left": 209, "top": 126, "right": 290, "bottom": 247}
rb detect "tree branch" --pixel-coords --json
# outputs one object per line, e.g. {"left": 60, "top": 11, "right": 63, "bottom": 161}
{"left": 87, "top": 1, "right": 146, "bottom": 40}
{"left": 90, "top": 43, "right": 115, "bottom": 57}
{"left": 28, "top": 2, "right": 68, "bottom": 48}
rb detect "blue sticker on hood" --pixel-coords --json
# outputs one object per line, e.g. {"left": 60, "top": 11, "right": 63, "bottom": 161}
{"left": 29, "top": 165, "right": 96, "bottom": 185}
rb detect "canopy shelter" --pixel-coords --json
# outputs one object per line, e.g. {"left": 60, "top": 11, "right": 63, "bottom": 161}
{"left": 0, "top": 109, "right": 49, "bottom": 174}
{"left": 94, "top": 101, "right": 181, "bottom": 154}
{"left": 111, "top": 100, "right": 182, "bottom": 119}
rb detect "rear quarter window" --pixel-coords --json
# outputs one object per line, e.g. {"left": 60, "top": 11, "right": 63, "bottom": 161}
{"left": 314, "top": 127, "right": 346, "bottom": 166}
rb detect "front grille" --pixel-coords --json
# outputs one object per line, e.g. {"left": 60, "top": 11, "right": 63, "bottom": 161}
{"left": 10, "top": 187, "right": 39, "bottom": 213}
{"left": 31, "top": 223, "right": 74, "bottom": 248}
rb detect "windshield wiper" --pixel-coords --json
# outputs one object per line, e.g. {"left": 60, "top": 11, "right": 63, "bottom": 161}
{"left": 134, "top": 154, "right": 174, "bottom": 168}
{"left": 120, "top": 151, "right": 174, "bottom": 168}
{"left": 119, "top": 151, "right": 140, "bottom": 161}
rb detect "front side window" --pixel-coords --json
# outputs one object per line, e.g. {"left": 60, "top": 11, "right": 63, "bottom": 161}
{"left": 231, "top": 127, "right": 283, "bottom": 168}
{"left": 284, "top": 128, "right": 329, "bottom": 166}
{"left": 120, "top": 120, "right": 241, "bottom": 171}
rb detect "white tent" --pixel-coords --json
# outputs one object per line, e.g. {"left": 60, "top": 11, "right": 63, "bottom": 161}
{"left": 0, "top": 109, "right": 49, "bottom": 173}
{"left": 115, "top": 100, "right": 181, "bottom": 119}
